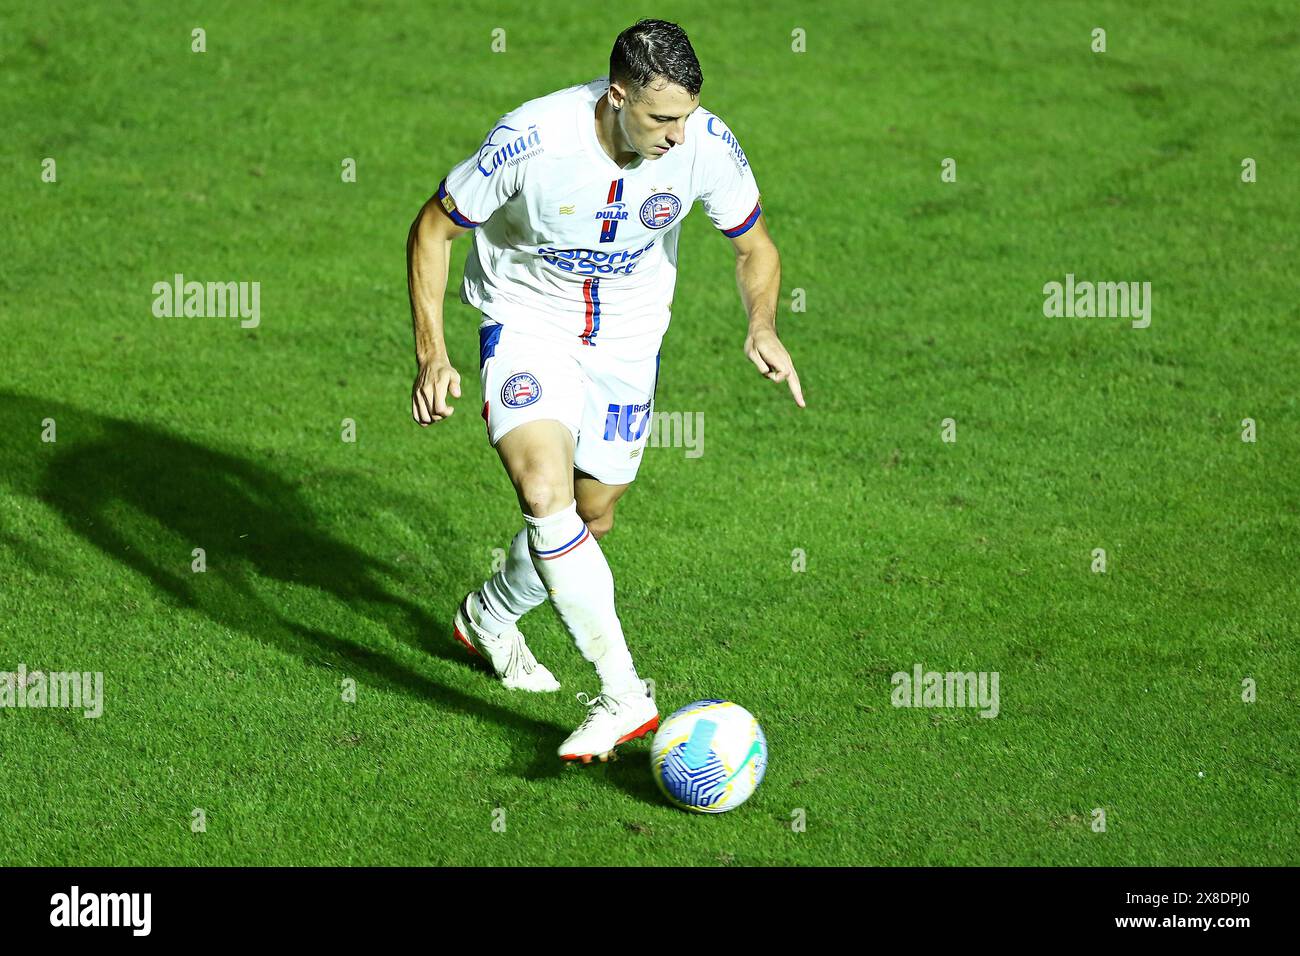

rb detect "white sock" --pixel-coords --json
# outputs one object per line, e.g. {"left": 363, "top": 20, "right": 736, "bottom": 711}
{"left": 476, "top": 529, "right": 547, "bottom": 636}
{"left": 525, "top": 500, "right": 641, "bottom": 696}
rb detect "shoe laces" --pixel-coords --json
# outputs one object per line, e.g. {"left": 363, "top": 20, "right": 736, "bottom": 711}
{"left": 573, "top": 691, "right": 621, "bottom": 729}
{"left": 503, "top": 629, "right": 539, "bottom": 678}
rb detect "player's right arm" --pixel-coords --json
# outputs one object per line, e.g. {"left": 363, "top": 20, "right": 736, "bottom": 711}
{"left": 408, "top": 112, "right": 537, "bottom": 426}
{"left": 408, "top": 195, "right": 472, "bottom": 426}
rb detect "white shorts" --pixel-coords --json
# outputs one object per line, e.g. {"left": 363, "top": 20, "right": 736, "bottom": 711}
{"left": 477, "top": 322, "right": 661, "bottom": 485}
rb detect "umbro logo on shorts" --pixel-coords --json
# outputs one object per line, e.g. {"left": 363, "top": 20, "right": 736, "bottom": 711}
{"left": 501, "top": 372, "right": 542, "bottom": 408}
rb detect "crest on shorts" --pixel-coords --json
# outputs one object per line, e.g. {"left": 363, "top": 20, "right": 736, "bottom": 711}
{"left": 640, "top": 192, "right": 682, "bottom": 230}
{"left": 501, "top": 372, "right": 542, "bottom": 408}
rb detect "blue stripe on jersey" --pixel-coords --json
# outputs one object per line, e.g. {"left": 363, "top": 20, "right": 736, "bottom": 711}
{"left": 436, "top": 178, "right": 479, "bottom": 228}
{"left": 589, "top": 277, "right": 601, "bottom": 343}
{"left": 721, "top": 201, "right": 762, "bottom": 238}
{"left": 600, "top": 179, "right": 623, "bottom": 243}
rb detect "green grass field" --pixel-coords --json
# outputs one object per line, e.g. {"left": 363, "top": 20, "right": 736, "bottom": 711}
{"left": 2, "top": 0, "right": 1297, "bottom": 866}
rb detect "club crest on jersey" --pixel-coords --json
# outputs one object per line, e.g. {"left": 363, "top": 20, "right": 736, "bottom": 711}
{"left": 501, "top": 372, "right": 542, "bottom": 408}
{"left": 640, "top": 192, "right": 682, "bottom": 230}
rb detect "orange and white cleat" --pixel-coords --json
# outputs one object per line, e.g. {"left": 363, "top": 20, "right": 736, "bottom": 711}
{"left": 452, "top": 593, "right": 560, "bottom": 693}
{"left": 559, "top": 680, "right": 659, "bottom": 762}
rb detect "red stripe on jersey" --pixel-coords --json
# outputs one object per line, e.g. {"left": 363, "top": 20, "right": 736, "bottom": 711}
{"left": 581, "top": 278, "right": 595, "bottom": 344}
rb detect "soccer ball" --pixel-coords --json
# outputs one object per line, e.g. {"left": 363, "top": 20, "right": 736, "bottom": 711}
{"left": 650, "top": 700, "right": 767, "bottom": 813}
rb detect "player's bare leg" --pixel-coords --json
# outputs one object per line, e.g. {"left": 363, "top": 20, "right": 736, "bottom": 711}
{"left": 450, "top": 427, "right": 571, "bottom": 691}
{"left": 458, "top": 469, "right": 631, "bottom": 695}
{"left": 573, "top": 470, "right": 630, "bottom": 539}
{"left": 494, "top": 421, "right": 657, "bottom": 760}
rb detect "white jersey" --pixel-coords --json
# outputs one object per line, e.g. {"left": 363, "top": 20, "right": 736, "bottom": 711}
{"left": 438, "top": 76, "right": 762, "bottom": 359}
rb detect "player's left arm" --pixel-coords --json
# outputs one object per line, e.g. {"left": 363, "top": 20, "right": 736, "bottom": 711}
{"left": 731, "top": 215, "right": 805, "bottom": 408}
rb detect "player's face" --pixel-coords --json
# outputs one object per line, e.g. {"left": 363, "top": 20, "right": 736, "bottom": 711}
{"left": 620, "top": 81, "right": 700, "bottom": 159}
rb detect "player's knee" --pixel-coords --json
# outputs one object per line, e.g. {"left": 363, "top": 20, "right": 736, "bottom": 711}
{"left": 516, "top": 472, "right": 571, "bottom": 519}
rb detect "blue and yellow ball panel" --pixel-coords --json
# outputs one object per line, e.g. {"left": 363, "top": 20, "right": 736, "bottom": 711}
{"left": 651, "top": 700, "right": 768, "bottom": 813}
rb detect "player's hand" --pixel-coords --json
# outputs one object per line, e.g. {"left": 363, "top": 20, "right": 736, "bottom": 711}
{"left": 744, "top": 327, "right": 805, "bottom": 408}
{"left": 412, "top": 357, "right": 462, "bottom": 426}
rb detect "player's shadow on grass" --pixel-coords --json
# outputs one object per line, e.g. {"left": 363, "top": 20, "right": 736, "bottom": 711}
{"left": 0, "top": 390, "right": 568, "bottom": 779}
{"left": 596, "top": 750, "right": 665, "bottom": 805}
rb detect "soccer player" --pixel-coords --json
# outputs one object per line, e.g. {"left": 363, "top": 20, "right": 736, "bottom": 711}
{"left": 407, "top": 19, "right": 804, "bottom": 762}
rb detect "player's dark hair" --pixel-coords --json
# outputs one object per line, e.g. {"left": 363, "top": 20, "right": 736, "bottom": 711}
{"left": 609, "top": 19, "right": 703, "bottom": 102}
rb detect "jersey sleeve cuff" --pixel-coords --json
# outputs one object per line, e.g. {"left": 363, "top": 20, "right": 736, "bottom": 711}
{"left": 436, "top": 178, "right": 479, "bottom": 228}
{"left": 720, "top": 201, "right": 762, "bottom": 238}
